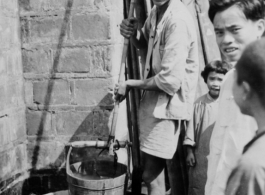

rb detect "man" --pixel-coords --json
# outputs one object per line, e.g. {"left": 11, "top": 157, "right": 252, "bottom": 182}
{"left": 227, "top": 38, "right": 265, "bottom": 195}
{"left": 116, "top": 0, "right": 199, "bottom": 194}
{"left": 205, "top": 1, "right": 265, "bottom": 195}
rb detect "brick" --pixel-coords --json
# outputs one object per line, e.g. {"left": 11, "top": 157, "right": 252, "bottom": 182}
{"left": 1, "top": 0, "right": 18, "bottom": 13}
{"left": 0, "top": 116, "right": 10, "bottom": 147}
{"left": 22, "top": 48, "right": 52, "bottom": 73}
{"left": 93, "top": 110, "right": 110, "bottom": 137}
{"left": 74, "top": 79, "right": 113, "bottom": 106}
{"left": 55, "top": 111, "right": 93, "bottom": 136}
{"left": 19, "top": 0, "right": 67, "bottom": 12}
{"left": 15, "top": 144, "right": 27, "bottom": 173}
{"left": 0, "top": 15, "right": 12, "bottom": 49}
{"left": 24, "top": 81, "right": 33, "bottom": 105}
{"left": 56, "top": 48, "right": 91, "bottom": 73}
{"left": 7, "top": 49, "right": 23, "bottom": 77}
{"left": 0, "top": 152, "right": 11, "bottom": 180}
{"left": 0, "top": 85, "right": 6, "bottom": 110}
{"left": 0, "top": 149, "right": 17, "bottom": 181}
{"left": 22, "top": 17, "right": 68, "bottom": 43}
{"left": 91, "top": 46, "right": 111, "bottom": 76}
{"left": 10, "top": 110, "right": 27, "bottom": 142}
{"left": 72, "top": 13, "right": 110, "bottom": 40}
{"left": 6, "top": 81, "right": 19, "bottom": 108}
{"left": 26, "top": 110, "right": 53, "bottom": 136}
{"left": 33, "top": 80, "right": 70, "bottom": 105}
{"left": 0, "top": 55, "right": 6, "bottom": 77}
{"left": 27, "top": 141, "right": 65, "bottom": 169}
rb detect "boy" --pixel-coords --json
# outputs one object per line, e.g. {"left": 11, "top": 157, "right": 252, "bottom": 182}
{"left": 226, "top": 38, "right": 265, "bottom": 195}
{"left": 205, "top": 1, "right": 265, "bottom": 194}
{"left": 117, "top": 0, "right": 199, "bottom": 194}
{"left": 184, "top": 60, "right": 231, "bottom": 195}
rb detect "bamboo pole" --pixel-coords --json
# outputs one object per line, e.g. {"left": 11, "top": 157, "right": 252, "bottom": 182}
{"left": 108, "top": 0, "right": 136, "bottom": 151}
{"left": 124, "top": 0, "right": 143, "bottom": 194}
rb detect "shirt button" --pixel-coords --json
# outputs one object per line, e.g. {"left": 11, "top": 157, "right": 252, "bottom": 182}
{"left": 146, "top": 68, "right": 149, "bottom": 71}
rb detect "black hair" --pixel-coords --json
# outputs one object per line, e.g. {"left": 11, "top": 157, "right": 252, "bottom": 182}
{"left": 201, "top": 60, "right": 231, "bottom": 83}
{"left": 236, "top": 38, "right": 265, "bottom": 106}
{"left": 209, "top": 0, "right": 265, "bottom": 23}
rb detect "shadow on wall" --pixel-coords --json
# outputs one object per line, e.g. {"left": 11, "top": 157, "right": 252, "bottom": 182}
{"left": 25, "top": 0, "right": 118, "bottom": 175}
{"left": 26, "top": 0, "right": 114, "bottom": 183}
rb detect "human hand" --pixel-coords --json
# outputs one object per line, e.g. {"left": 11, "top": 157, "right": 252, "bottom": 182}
{"left": 120, "top": 17, "right": 138, "bottom": 39}
{"left": 114, "top": 82, "right": 130, "bottom": 102}
{"left": 186, "top": 150, "right": 196, "bottom": 167}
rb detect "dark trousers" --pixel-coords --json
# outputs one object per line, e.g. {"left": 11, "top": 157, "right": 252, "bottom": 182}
{"left": 166, "top": 120, "right": 189, "bottom": 195}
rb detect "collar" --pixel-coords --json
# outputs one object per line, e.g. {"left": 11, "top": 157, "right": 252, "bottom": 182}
{"left": 207, "top": 93, "right": 218, "bottom": 102}
{"left": 243, "top": 130, "right": 265, "bottom": 153}
{"left": 150, "top": 0, "right": 180, "bottom": 30}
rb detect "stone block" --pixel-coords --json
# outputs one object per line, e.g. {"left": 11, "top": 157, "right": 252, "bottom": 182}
{"left": 9, "top": 109, "right": 27, "bottom": 142}
{"left": 15, "top": 144, "right": 27, "bottom": 173}
{"left": 26, "top": 110, "right": 53, "bottom": 136}
{"left": 74, "top": 79, "right": 113, "bottom": 106}
{"left": 22, "top": 48, "right": 52, "bottom": 73}
{"left": 56, "top": 47, "right": 91, "bottom": 73}
{"left": 72, "top": 13, "right": 110, "bottom": 40}
{"left": 0, "top": 55, "right": 6, "bottom": 77}
{"left": 0, "top": 116, "right": 10, "bottom": 147}
{"left": 1, "top": 0, "right": 18, "bottom": 13}
{"left": 91, "top": 46, "right": 111, "bottom": 76}
{"left": 24, "top": 81, "right": 33, "bottom": 105}
{"left": 21, "top": 16, "right": 68, "bottom": 44}
{"left": 27, "top": 141, "right": 65, "bottom": 169}
{"left": 0, "top": 15, "right": 12, "bottom": 49}
{"left": 6, "top": 81, "right": 19, "bottom": 108}
{"left": 19, "top": 0, "right": 67, "bottom": 12}
{"left": 0, "top": 149, "right": 17, "bottom": 181}
{"left": 55, "top": 111, "right": 93, "bottom": 137}
{"left": 0, "top": 151, "right": 11, "bottom": 181}
{"left": 33, "top": 80, "right": 70, "bottom": 105}
{"left": 0, "top": 85, "right": 6, "bottom": 111}
{"left": 93, "top": 110, "right": 110, "bottom": 137}
{"left": 7, "top": 49, "right": 23, "bottom": 77}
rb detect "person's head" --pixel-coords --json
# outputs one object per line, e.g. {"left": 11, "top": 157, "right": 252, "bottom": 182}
{"left": 201, "top": 60, "right": 231, "bottom": 99}
{"left": 209, "top": 0, "right": 265, "bottom": 65}
{"left": 233, "top": 38, "right": 265, "bottom": 116}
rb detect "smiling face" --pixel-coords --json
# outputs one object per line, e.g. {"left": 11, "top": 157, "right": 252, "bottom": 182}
{"left": 207, "top": 71, "right": 225, "bottom": 99}
{"left": 213, "top": 5, "right": 260, "bottom": 65}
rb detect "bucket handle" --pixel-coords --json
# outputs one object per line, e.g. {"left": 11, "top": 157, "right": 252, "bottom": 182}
{"left": 66, "top": 142, "right": 131, "bottom": 179}
{"left": 66, "top": 146, "right": 73, "bottom": 177}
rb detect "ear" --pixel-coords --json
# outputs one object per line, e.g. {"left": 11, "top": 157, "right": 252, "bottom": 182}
{"left": 242, "top": 81, "right": 252, "bottom": 101}
{"left": 255, "top": 19, "right": 265, "bottom": 39}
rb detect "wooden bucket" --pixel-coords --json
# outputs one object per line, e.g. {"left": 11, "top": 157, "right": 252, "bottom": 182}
{"left": 66, "top": 147, "right": 128, "bottom": 195}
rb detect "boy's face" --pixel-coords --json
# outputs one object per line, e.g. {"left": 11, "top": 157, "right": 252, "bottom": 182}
{"left": 213, "top": 5, "right": 261, "bottom": 65}
{"left": 207, "top": 71, "right": 225, "bottom": 99}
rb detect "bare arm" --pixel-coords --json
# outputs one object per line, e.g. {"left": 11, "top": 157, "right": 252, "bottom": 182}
{"left": 115, "top": 77, "right": 161, "bottom": 102}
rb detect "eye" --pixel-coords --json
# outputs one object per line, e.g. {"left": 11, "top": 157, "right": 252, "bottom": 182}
{"left": 232, "top": 28, "right": 241, "bottom": 33}
{"left": 215, "top": 31, "right": 224, "bottom": 36}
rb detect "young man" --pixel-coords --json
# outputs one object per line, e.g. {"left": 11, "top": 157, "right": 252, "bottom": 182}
{"left": 184, "top": 60, "right": 231, "bottom": 195}
{"left": 117, "top": 0, "right": 199, "bottom": 194}
{"left": 226, "top": 38, "right": 265, "bottom": 195}
{"left": 205, "top": 1, "right": 265, "bottom": 195}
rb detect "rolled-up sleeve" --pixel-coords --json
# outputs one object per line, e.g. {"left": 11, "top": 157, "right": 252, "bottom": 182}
{"left": 154, "top": 18, "right": 189, "bottom": 96}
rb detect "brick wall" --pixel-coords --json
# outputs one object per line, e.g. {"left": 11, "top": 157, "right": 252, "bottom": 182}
{"left": 19, "top": 0, "right": 125, "bottom": 170}
{"left": 0, "top": 0, "right": 27, "bottom": 190}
